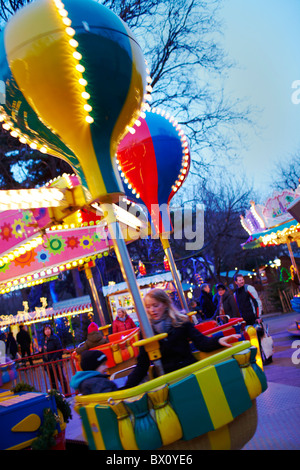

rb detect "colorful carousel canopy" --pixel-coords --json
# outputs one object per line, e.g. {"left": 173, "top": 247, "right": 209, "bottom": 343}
{"left": 287, "top": 196, "right": 300, "bottom": 223}
{"left": 0, "top": 295, "right": 93, "bottom": 328}
{"left": 102, "top": 271, "right": 178, "bottom": 296}
{"left": 241, "top": 188, "right": 300, "bottom": 249}
{"left": 0, "top": 174, "right": 147, "bottom": 294}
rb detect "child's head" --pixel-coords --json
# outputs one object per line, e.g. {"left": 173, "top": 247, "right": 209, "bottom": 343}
{"left": 80, "top": 350, "right": 108, "bottom": 374}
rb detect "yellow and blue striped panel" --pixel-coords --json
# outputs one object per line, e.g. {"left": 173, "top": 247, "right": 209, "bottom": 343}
{"left": 79, "top": 404, "right": 123, "bottom": 451}
{"left": 168, "top": 358, "right": 252, "bottom": 441}
{"left": 76, "top": 344, "right": 267, "bottom": 450}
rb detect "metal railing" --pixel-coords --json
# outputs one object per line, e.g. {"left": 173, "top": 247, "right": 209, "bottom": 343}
{"left": 14, "top": 350, "right": 76, "bottom": 397}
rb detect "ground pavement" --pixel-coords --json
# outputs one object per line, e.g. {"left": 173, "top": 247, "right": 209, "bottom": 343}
{"left": 242, "top": 311, "right": 300, "bottom": 450}
{"left": 65, "top": 311, "right": 300, "bottom": 451}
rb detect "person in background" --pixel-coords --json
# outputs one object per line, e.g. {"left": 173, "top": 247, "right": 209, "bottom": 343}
{"left": 189, "top": 299, "right": 203, "bottom": 322}
{"left": 124, "top": 288, "right": 240, "bottom": 388}
{"left": 70, "top": 349, "right": 118, "bottom": 395}
{"left": 213, "top": 284, "right": 240, "bottom": 320}
{"left": 76, "top": 322, "right": 108, "bottom": 354}
{"left": 198, "top": 283, "right": 216, "bottom": 319}
{"left": 40, "top": 325, "right": 68, "bottom": 393}
{"left": 6, "top": 328, "right": 18, "bottom": 360}
{"left": 112, "top": 308, "right": 136, "bottom": 333}
{"left": 16, "top": 324, "right": 33, "bottom": 365}
{"left": 233, "top": 274, "right": 262, "bottom": 326}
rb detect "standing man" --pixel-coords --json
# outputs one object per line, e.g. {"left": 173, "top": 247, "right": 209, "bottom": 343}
{"left": 233, "top": 274, "right": 262, "bottom": 325}
{"left": 16, "top": 324, "right": 33, "bottom": 365}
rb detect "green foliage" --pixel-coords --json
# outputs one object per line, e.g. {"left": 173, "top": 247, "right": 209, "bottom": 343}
{"left": 49, "top": 389, "right": 72, "bottom": 423}
{"left": 31, "top": 388, "right": 72, "bottom": 449}
{"left": 10, "top": 384, "right": 72, "bottom": 450}
{"left": 31, "top": 408, "right": 57, "bottom": 451}
{"left": 11, "top": 381, "right": 35, "bottom": 393}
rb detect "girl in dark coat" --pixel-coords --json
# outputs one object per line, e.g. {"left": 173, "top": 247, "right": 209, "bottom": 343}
{"left": 124, "top": 288, "right": 240, "bottom": 388}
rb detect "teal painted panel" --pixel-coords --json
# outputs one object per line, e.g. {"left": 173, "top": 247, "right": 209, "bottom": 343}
{"left": 95, "top": 405, "right": 123, "bottom": 450}
{"left": 79, "top": 407, "right": 96, "bottom": 451}
{"left": 125, "top": 394, "right": 162, "bottom": 450}
{"left": 215, "top": 359, "right": 252, "bottom": 418}
{"left": 168, "top": 374, "right": 214, "bottom": 440}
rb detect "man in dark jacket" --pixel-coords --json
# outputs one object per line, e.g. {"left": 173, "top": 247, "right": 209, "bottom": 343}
{"left": 40, "top": 325, "right": 68, "bottom": 393}
{"left": 70, "top": 350, "right": 118, "bottom": 394}
{"left": 6, "top": 329, "right": 18, "bottom": 359}
{"left": 234, "top": 274, "right": 262, "bottom": 325}
{"left": 16, "top": 324, "right": 33, "bottom": 365}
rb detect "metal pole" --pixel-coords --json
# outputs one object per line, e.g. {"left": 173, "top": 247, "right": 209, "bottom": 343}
{"left": 160, "top": 236, "right": 189, "bottom": 312}
{"left": 286, "top": 241, "right": 300, "bottom": 283}
{"left": 85, "top": 266, "right": 106, "bottom": 327}
{"left": 101, "top": 203, "right": 164, "bottom": 377}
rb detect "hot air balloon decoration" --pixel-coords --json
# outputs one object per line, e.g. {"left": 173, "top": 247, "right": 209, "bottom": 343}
{"left": 117, "top": 108, "right": 191, "bottom": 310}
{"left": 0, "top": 0, "right": 165, "bottom": 370}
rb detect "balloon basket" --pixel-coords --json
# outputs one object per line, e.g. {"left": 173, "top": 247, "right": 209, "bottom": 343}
{"left": 74, "top": 341, "right": 267, "bottom": 450}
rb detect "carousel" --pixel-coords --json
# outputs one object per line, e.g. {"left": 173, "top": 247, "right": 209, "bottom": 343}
{"left": 0, "top": 0, "right": 267, "bottom": 450}
{"left": 241, "top": 188, "right": 300, "bottom": 334}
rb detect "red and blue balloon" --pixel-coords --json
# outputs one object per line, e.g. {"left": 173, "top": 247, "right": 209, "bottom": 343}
{"left": 116, "top": 109, "right": 191, "bottom": 234}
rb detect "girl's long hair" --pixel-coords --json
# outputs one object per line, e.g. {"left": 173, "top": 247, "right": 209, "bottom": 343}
{"left": 144, "top": 288, "right": 188, "bottom": 327}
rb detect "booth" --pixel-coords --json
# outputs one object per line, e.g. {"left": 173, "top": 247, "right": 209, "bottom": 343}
{"left": 102, "top": 272, "right": 181, "bottom": 323}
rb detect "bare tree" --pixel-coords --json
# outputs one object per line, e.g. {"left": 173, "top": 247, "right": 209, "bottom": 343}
{"left": 270, "top": 151, "right": 300, "bottom": 191}
{"left": 0, "top": 0, "right": 251, "bottom": 185}
{"left": 179, "top": 170, "right": 253, "bottom": 279}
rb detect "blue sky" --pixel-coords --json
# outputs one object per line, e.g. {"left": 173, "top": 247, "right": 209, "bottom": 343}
{"left": 219, "top": 0, "right": 300, "bottom": 199}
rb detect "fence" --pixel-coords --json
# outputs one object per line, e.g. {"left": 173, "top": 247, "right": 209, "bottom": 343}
{"left": 278, "top": 287, "right": 300, "bottom": 313}
{"left": 15, "top": 350, "right": 77, "bottom": 397}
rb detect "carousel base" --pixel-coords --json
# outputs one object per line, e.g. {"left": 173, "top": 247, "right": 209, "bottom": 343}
{"left": 287, "top": 321, "right": 300, "bottom": 336}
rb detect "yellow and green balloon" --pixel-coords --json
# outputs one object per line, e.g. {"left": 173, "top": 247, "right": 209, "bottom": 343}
{"left": 0, "top": 0, "right": 147, "bottom": 203}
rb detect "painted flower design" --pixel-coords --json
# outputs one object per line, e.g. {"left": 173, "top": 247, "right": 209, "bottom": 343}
{"left": 12, "top": 219, "right": 26, "bottom": 239}
{"left": 0, "top": 261, "right": 10, "bottom": 273}
{"left": 66, "top": 236, "right": 79, "bottom": 250}
{"left": 14, "top": 250, "right": 36, "bottom": 268}
{"left": 22, "top": 211, "right": 33, "bottom": 225}
{"left": 37, "top": 249, "right": 51, "bottom": 264}
{"left": 1, "top": 222, "right": 12, "bottom": 241}
{"left": 79, "top": 235, "right": 94, "bottom": 249}
{"left": 46, "top": 235, "right": 66, "bottom": 255}
{"left": 93, "top": 230, "right": 105, "bottom": 243}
